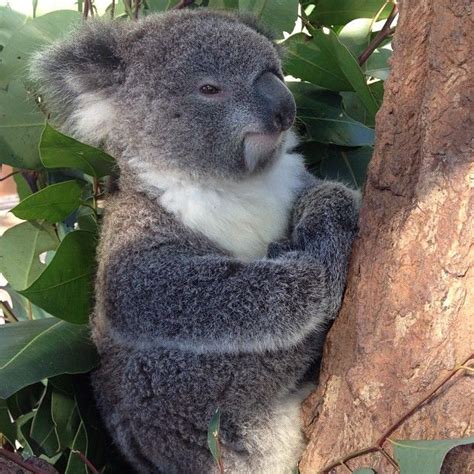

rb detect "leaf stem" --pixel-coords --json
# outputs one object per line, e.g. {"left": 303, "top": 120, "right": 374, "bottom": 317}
{"left": 72, "top": 450, "right": 99, "bottom": 474}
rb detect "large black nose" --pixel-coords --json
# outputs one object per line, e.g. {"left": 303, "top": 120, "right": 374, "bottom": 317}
{"left": 255, "top": 72, "right": 296, "bottom": 133}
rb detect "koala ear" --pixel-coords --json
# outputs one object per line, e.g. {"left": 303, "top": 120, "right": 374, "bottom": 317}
{"left": 30, "top": 20, "right": 127, "bottom": 145}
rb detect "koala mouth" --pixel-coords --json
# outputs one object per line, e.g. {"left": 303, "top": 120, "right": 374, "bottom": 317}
{"left": 243, "top": 132, "right": 283, "bottom": 173}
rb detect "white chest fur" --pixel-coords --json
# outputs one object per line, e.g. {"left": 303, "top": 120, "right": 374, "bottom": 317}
{"left": 132, "top": 151, "right": 306, "bottom": 261}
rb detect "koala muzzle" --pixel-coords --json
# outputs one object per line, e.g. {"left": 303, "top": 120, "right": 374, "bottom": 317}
{"left": 255, "top": 72, "right": 296, "bottom": 133}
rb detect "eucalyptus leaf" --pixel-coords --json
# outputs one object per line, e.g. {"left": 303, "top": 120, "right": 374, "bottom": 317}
{"left": 30, "top": 384, "right": 60, "bottom": 457}
{"left": 341, "top": 91, "right": 374, "bottom": 127}
{"left": 309, "top": 0, "right": 392, "bottom": 25}
{"left": 12, "top": 180, "right": 84, "bottom": 223}
{"left": 322, "top": 28, "right": 379, "bottom": 119}
{"left": 51, "top": 387, "right": 80, "bottom": 451}
{"left": 289, "top": 82, "right": 375, "bottom": 146}
{"left": 206, "top": 0, "right": 239, "bottom": 9}
{"left": 16, "top": 412, "right": 37, "bottom": 457}
{"left": 6, "top": 382, "right": 44, "bottom": 420}
{"left": 0, "top": 221, "right": 59, "bottom": 291}
{"left": 3, "top": 285, "right": 52, "bottom": 321}
{"left": 0, "top": 318, "right": 98, "bottom": 399}
{"left": 240, "top": 0, "right": 298, "bottom": 37}
{"left": 19, "top": 230, "right": 97, "bottom": 324}
{"left": 0, "top": 398, "right": 16, "bottom": 446}
{"left": 284, "top": 33, "right": 352, "bottom": 91}
{"left": 0, "top": 8, "right": 27, "bottom": 77}
{"left": 207, "top": 408, "right": 222, "bottom": 466}
{"left": 353, "top": 469, "right": 375, "bottom": 474}
{"left": 365, "top": 45, "right": 392, "bottom": 80}
{"left": 338, "top": 18, "right": 372, "bottom": 57}
{"left": 0, "top": 10, "right": 81, "bottom": 82}
{"left": 392, "top": 437, "right": 474, "bottom": 474}
{"left": 13, "top": 173, "right": 33, "bottom": 200}
{"left": 40, "top": 124, "right": 117, "bottom": 178}
{"left": 145, "top": 0, "right": 181, "bottom": 11}
{"left": 0, "top": 80, "right": 44, "bottom": 169}
{"left": 303, "top": 142, "right": 373, "bottom": 188}
{"left": 65, "top": 421, "right": 89, "bottom": 474}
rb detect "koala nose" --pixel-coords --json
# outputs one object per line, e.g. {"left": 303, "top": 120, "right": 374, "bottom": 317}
{"left": 255, "top": 72, "right": 296, "bottom": 133}
{"left": 274, "top": 107, "right": 294, "bottom": 132}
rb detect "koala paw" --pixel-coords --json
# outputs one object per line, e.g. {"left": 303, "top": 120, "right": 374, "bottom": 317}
{"left": 292, "top": 182, "right": 361, "bottom": 254}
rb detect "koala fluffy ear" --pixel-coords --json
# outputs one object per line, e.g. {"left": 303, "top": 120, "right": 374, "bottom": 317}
{"left": 30, "top": 20, "right": 127, "bottom": 145}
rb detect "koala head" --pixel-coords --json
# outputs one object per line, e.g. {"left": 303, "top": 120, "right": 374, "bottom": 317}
{"left": 31, "top": 10, "right": 296, "bottom": 184}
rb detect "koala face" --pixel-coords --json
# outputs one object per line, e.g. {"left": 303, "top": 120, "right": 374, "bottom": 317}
{"left": 32, "top": 10, "right": 296, "bottom": 182}
{"left": 116, "top": 12, "right": 296, "bottom": 181}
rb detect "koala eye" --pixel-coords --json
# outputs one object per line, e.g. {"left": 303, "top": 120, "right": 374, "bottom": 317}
{"left": 199, "top": 84, "right": 221, "bottom": 95}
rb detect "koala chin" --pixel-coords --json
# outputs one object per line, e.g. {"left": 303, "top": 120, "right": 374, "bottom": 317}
{"left": 31, "top": 9, "right": 360, "bottom": 474}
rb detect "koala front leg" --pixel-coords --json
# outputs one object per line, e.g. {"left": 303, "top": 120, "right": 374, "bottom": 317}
{"left": 290, "top": 179, "right": 361, "bottom": 316}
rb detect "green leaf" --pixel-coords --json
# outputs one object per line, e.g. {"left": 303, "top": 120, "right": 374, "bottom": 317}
{"left": 207, "top": 408, "right": 222, "bottom": 467}
{"left": 303, "top": 142, "right": 373, "bottom": 189}
{"left": 309, "top": 0, "right": 392, "bottom": 25}
{"left": 0, "top": 81, "right": 44, "bottom": 169}
{"left": 0, "top": 8, "right": 27, "bottom": 75}
{"left": 239, "top": 0, "right": 298, "bottom": 37}
{"left": 392, "top": 437, "right": 474, "bottom": 474}
{"left": 0, "top": 318, "right": 98, "bottom": 399}
{"left": 16, "top": 412, "right": 37, "bottom": 456}
{"left": 341, "top": 91, "right": 374, "bottom": 127}
{"left": 19, "top": 230, "right": 97, "bottom": 324}
{"left": 338, "top": 18, "right": 372, "bottom": 57}
{"left": 353, "top": 469, "right": 375, "bottom": 474}
{"left": 289, "top": 82, "right": 375, "bottom": 146}
{"left": 51, "top": 387, "right": 80, "bottom": 451}
{"left": 323, "top": 28, "right": 379, "bottom": 119}
{"left": 206, "top": 0, "right": 239, "bottom": 9}
{"left": 365, "top": 44, "right": 392, "bottom": 80}
{"left": 0, "top": 398, "right": 16, "bottom": 446}
{"left": 0, "top": 10, "right": 81, "bottom": 82}
{"left": 12, "top": 180, "right": 84, "bottom": 223}
{"left": 3, "top": 285, "right": 52, "bottom": 321}
{"left": 144, "top": 0, "right": 181, "bottom": 11}
{"left": 30, "top": 384, "right": 60, "bottom": 457}
{"left": 285, "top": 28, "right": 380, "bottom": 119}
{"left": 0, "top": 221, "right": 59, "bottom": 291}
{"left": 284, "top": 33, "right": 352, "bottom": 91}
{"left": 6, "top": 382, "right": 44, "bottom": 420}
{"left": 13, "top": 173, "right": 33, "bottom": 201}
{"left": 76, "top": 206, "right": 98, "bottom": 233}
{"left": 40, "top": 124, "right": 117, "bottom": 178}
{"left": 65, "top": 421, "right": 88, "bottom": 474}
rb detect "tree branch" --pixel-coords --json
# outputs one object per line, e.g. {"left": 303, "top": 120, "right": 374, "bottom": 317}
{"left": 0, "top": 171, "right": 18, "bottom": 182}
{"left": 0, "top": 449, "right": 50, "bottom": 474}
{"left": 173, "top": 0, "right": 194, "bottom": 9}
{"left": 358, "top": 3, "right": 399, "bottom": 66}
{"left": 318, "top": 354, "right": 474, "bottom": 473}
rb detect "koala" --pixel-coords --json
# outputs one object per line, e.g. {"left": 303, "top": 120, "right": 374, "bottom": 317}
{"left": 31, "top": 9, "right": 360, "bottom": 474}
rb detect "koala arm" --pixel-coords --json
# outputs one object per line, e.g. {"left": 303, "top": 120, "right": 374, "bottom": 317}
{"left": 101, "top": 181, "right": 358, "bottom": 355}
{"left": 103, "top": 246, "right": 330, "bottom": 354}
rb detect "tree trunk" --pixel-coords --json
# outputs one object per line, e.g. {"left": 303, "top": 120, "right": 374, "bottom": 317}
{"left": 299, "top": 0, "right": 473, "bottom": 472}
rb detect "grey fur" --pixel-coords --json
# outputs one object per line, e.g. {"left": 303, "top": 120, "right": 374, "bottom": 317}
{"left": 31, "top": 9, "right": 360, "bottom": 473}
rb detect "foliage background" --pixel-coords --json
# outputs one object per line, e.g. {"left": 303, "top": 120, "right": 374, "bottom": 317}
{"left": 0, "top": 0, "right": 397, "bottom": 471}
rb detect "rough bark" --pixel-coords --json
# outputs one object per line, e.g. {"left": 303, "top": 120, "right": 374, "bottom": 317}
{"left": 299, "top": 0, "right": 473, "bottom": 472}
